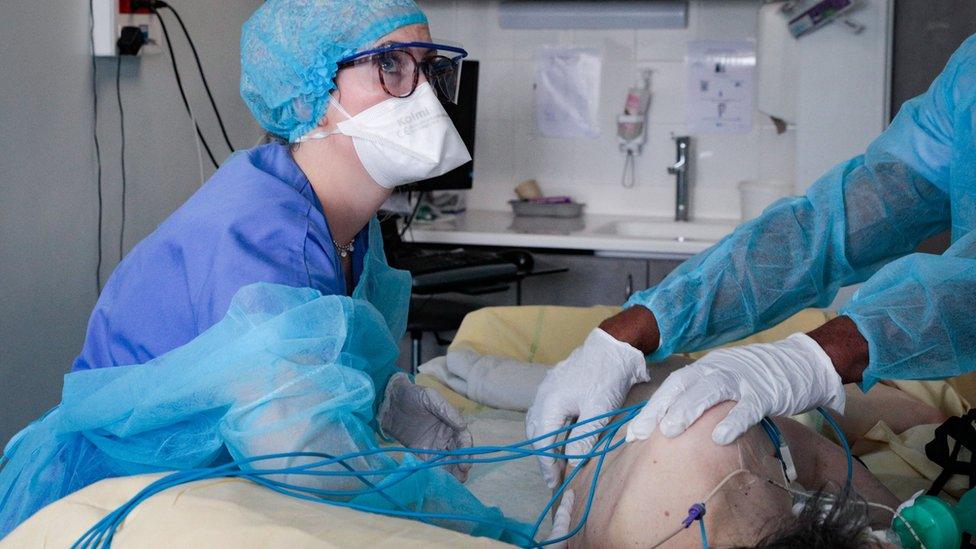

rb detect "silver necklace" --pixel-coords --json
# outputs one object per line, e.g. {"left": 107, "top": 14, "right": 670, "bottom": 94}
{"left": 333, "top": 239, "right": 355, "bottom": 259}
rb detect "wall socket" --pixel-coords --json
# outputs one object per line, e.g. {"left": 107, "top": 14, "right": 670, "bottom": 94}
{"left": 92, "top": 0, "right": 161, "bottom": 57}
{"left": 119, "top": 12, "right": 162, "bottom": 56}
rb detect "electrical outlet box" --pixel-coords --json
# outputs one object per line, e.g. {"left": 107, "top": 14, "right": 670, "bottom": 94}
{"left": 91, "top": 0, "right": 161, "bottom": 57}
{"left": 119, "top": 12, "right": 162, "bottom": 56}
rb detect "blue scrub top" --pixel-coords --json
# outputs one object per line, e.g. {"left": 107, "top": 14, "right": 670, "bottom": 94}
{"left": 72, "top": 143, "right": 370, "bottom": 371}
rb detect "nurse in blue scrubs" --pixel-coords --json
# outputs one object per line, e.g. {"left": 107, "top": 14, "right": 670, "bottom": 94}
{"left": 71, "top": 0, "right": 474, "bottom": 475}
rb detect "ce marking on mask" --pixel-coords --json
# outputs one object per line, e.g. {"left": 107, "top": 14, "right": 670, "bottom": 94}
{"left": 397, "top": 108, "right": 448, "bottom": 138}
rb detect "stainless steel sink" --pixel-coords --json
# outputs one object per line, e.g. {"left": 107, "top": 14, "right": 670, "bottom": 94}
{"left": 598, "top": 220, "right": 736, "bottom": 243}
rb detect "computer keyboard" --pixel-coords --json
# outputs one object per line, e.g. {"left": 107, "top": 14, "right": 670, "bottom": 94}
{"left": 410, "top": 263, "right": 519, "bottom": 288}
{"left": 391, "top": 248, "right": 512, "bottom": 275}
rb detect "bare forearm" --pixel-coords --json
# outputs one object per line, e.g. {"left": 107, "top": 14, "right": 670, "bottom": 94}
{"left": 806, "top": 316, "right": 869, "bottom": 384}
{"left": 599, "top": 306, "right": 870, "bottom": 385}
{"left": 599, "top": 306, "right": 660, "bottom": 355}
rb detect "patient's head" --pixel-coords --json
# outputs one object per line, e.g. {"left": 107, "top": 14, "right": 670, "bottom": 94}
{"left": 748, "top": 489, "right": 882, "bottom": 549}
{"left": 564, "top": 390, "right": 895, "bottom": 549}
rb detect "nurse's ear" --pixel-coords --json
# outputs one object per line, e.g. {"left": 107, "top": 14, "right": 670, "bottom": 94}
{"left": 314, "top": 88, "right": 342, "bottom": 133}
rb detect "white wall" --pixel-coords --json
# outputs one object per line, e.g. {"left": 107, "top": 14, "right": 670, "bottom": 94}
{"left": 796, "top": 0, "right": 892, "bottom": 189}
{"left": 421, "top": 0, "right": 796, "bottom": 220}
{"left": 0, "top": 1, "right": 262, "bottom": 444}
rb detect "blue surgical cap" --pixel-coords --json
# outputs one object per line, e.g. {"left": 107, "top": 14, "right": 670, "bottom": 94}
{"left": 240, "top": 0, "right": 428, "bottom": 142}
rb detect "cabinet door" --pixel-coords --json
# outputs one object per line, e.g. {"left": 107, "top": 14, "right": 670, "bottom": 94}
{"left": 516, "top": 253, "right": 649, "bottom": 307}
{"left": 647, "top": 258, "right": 684, "bottom": 287}
{"left": 395, "top": 254, "right": 687, "bottom": 370}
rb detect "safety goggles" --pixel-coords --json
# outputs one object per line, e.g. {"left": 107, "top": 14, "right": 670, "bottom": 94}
{"left": 337, "top": 41, "right": 468, "bottom": 104}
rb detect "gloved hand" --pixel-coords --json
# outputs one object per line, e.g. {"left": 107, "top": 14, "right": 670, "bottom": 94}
{"left": 377, "top": 372, "right": 474, "bottom": 482}
{"left": 525, "top": 328, "right": 650, "bottom": 488}
{"left": 548, "top": 489, "right": 575, "bottom": 549}
{"left": 625, "top": 333, "right": 845, "bottom": 445}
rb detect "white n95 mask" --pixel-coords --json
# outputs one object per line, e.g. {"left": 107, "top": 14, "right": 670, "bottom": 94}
{"left": 299, "top": 82, "right": 471, "bottom": 189}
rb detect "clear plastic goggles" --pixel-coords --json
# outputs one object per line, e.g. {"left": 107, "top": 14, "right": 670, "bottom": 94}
{"left": 337, "top": 41, "right": 468, "bottom": 104}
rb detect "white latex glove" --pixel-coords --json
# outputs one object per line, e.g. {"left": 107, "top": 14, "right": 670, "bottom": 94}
{"left": 548, "top": 489, "right": 575, "bottom": 549}
{"left": 626, "top": 333, "right": 845, "bottom": 445}
{"left": 525, "top": 328, "right": 650, "bottom": 488}
{"left": 377, "top": 372, "right": 474, "bottom": 482}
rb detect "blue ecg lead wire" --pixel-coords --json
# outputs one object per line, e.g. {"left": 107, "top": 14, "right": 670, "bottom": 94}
{"left": 698, "top": 517, "right": 709, "bottom": 549}
{"left": 816, "top": 407, "right": 853, "bottom": 491}
{"left": 73, "top": 404, "right": 644, "bottom": 549}
{"left": 71, "top": 403, "right": 854, "bottom": 549}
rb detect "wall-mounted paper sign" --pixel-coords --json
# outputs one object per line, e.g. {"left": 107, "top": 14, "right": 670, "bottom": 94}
{"left": 685, "top": 40, "right": 756, "bottom": 134}
{"left": 535, "top": 46, "right": 603, "bottom": 139}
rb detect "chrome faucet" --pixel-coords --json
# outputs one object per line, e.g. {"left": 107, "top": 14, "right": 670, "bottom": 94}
{"left": 668, "top": 136, "right": 691, "bottom": 222}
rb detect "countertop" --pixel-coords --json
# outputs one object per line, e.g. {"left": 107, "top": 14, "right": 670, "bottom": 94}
{"left": 402, "top": 209, "right": 738, "bottom": 258}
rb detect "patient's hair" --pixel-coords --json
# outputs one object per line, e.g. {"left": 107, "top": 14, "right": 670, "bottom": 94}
{"left": 747, "top": 489, "right": 881, "bottom": 549}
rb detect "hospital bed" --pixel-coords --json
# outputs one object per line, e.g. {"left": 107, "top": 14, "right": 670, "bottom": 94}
{"left": 5, "top": 306, "right": 976, "bottom": 547}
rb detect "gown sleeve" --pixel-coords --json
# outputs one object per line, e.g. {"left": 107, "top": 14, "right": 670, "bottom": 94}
{"left": 626, "top": 38, "right": 976, "bottom": 389}
{"left": 841, "top": 228, "right": 976, "bottom": 388}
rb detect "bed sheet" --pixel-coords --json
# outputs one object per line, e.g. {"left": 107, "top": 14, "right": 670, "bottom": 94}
{"left": 1, "top": 470, "right": 512, "bottom": 548}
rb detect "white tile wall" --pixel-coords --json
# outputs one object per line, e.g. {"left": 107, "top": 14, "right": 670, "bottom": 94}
{"left": 421, "top": 0, "right": 796, "bottom": 221}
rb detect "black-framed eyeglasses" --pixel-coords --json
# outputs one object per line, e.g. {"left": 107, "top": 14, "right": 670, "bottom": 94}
{"left": 337, "top": 41, "right": 468, "bottom": 104}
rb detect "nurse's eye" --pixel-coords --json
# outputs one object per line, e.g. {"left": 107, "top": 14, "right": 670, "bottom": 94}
{"left": 377, "top": 51, "right": 405, "bottom": 75}
{"left": 375, "top": 49, "right": 417, "bottom": 98}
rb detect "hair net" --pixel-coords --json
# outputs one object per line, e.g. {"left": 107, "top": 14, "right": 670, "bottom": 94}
{"left": 240, "top": 0, "right": 428, "bottom": 142}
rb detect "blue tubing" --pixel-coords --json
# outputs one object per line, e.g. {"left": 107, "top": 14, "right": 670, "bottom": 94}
{"left": 72, "top": 404, "right": 856, "bottom": 548}
{"left": 816, "top": 407, "right": 853, "bottom": 492}
{"left": 73, "top": 403, "right": 644, "bottom": 549}
{"left": 699, "top": 517, "right": 709, "bottom": 548}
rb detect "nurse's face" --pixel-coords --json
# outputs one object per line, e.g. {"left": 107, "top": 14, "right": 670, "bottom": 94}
{"left": 310, "top": 24, "right": 433, "bottom": 188}
{"left": 327, "top": 24, "right": 434, "bottom": 123}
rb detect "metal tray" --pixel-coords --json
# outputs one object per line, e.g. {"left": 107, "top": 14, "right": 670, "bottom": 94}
{"left": 509, "top": 200, "right": 584, "bottom": 218}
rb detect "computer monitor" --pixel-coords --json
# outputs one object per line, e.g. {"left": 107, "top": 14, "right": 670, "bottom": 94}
{"left": 402, "top": 59, "right": 478, "bottom": 192}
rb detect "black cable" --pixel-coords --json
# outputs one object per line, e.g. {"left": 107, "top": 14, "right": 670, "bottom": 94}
{"left": 116, "top": 56, "right": 127, "bottom": 261}
{"left": 154, "top": 2, "right": 235, "bottom": 154}
{"left": 155, "top": 8, "right": 220, "bottom": 169}
{"left": 89, "top": 0, "right": 104, "bottom": 295}
{"left": 399, "top": 191, "right": 425, "bottom": 238}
